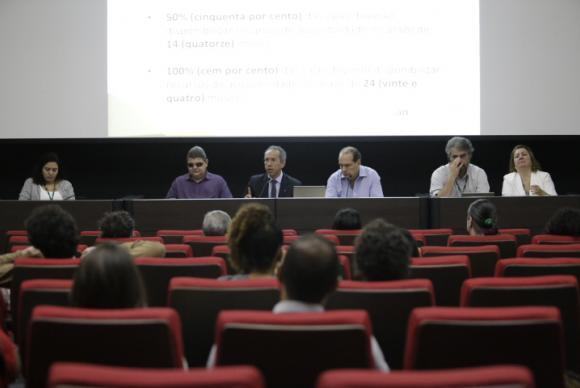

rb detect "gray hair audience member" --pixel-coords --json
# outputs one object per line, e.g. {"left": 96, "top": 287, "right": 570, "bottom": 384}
{"left": 71, "top": 243, "right": 146, "bottom": 308}
{"left": 544, "top": 207, "right": 580, "bottom": 236}
{"left": 354, "top": 219, "right": 412, "bottom": 281}
{"left": 332, "top": 208, "right": 362, "bottom": 230}
{"left": 202, "top": 210, "right": 231, "bottom": 236}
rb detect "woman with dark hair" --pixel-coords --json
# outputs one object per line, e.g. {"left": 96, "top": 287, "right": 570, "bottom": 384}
{"left": 502, "top": 145, "right": 556, "bottom": 196}
{"left": 544, "top": 207, "right": 580, "bottom": 236}
{"left": 466, "top": 199, "right": 498, "bottom": 236}
{"left": 332, "top": 208, "right": 362, "bottom": 230}
{"left": 19, "top": 152, "right": 75, "bottom": 200}
{"left": 223, "top": 203, "right": 283, "bottom": 279}
{"left": 71, "top": 243, "right": 146, "bottom": 308}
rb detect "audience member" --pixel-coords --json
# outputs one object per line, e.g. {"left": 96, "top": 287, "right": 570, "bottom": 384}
{"left": 466, "top": 199, "right": 498, "bottom": 236}
{"left": 502, "top": 144, "right": 557, "bottom": 196}
{"left": 71, "top": 243, "right": 146, "bottom": 308}
{"left": 223, "top": 203, "right": 283, "bottom": 279}
{"left": 430, "top": 137, "right": 490, "bottom": 197}
{"left": 96, "top": 211, "right": 165, "bottom": 258}
{"left": 202, "top": 210, "right": 231, "bottom": 236}
{"left": 0, "top": 205, "right": 79, "bottom": 285}
{"left": 207, "top": 234, "right": 389, "bottom": 370}
{"left": 332, "top": 208, "right": 362, "bottom": 230}
{"left": 245, "top": 145, "right": 302, "bottom": 198}
{"left": 354, "top": 219, "right": 412, "bottom": 281}
{"left": 544, "top": 207, "right": 580, "bottom": 236}
{"left": 166, "top": 146, "right": 232, "bottom": 199}
{"left": 19, "top": 152, "right": 75, "bottom": 200}
{"left": 325, "top": 146, "right": 383, "bottom": 198}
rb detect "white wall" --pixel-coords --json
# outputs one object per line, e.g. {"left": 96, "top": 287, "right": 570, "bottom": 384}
{"left": 0, "top": 0, "right": 579, "bottom": 138}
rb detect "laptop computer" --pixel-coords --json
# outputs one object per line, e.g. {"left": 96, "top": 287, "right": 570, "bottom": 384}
{"left": 293, "top": 186, "right": 327, "bottom": 198}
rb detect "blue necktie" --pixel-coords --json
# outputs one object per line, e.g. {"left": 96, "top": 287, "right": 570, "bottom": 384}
{"left": 270, "top": 180, "right": 277, "bottom": 198}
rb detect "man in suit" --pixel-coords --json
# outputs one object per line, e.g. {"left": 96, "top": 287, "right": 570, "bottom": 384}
{"left": 245, "top": 145, "right": 302, "bottom": 198}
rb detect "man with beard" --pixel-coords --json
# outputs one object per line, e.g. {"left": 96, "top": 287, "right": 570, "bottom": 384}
{"left": 430, "top": 137, "right": 490, "bottom": 197}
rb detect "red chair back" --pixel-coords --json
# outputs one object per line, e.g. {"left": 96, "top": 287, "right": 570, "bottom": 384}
{"left": 517, "top": 244, "right": 580, "bottom": 258}
{"left": 408, "top": 228, "right": 453, "bottom": 246}
{"left": 532, "top": 234, "right": 580, "bottom": 245}
{"left": 183, "top": 235, "right": 228, "bottom": 257}
{"left": 448, "top": 234, "right": 517, "bottom": 258}
{"left": 315, "top": 229, "right": 361, "bottom": 245}
{"left": 421, "top": 245, "right": 500, "bottom": 277}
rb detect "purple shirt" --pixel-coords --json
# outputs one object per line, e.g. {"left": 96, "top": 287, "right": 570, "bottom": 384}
{"left": 166, "top": 172, "right": 233, "bottom": 199}
{"left": 325, "top": 165, "right": 383, "bottom": 198}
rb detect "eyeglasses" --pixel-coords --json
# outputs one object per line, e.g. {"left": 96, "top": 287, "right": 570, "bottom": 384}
{"left": 188, "top": 162, "right": 205, "bottom": 168}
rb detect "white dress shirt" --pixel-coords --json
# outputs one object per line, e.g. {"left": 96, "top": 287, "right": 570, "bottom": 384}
{"left": 501, "top": 171, "right": 557, "bottom": 196}
{"left": 430, "top": 163, "right": 490, "bottom": 197}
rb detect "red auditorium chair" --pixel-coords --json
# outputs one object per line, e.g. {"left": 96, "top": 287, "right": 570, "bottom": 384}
{"left": 496, "top": 258, "right": 580, "bottom": 281}
{"left": 135, "top": 257, "right": 226, "bottom": 307}
{"left": 164, "top": 244, "right": 193, "bottom": 258}
{"left": 317, "top": 365, "right": 535, "bottom": 388}
{"left": 461, "top": 275, "right": 580, "bottom": 372}
{"left": 27, "top": 306, "right": 184, "bottom": 388}
{"left": 315, "top": 229, "right": 361, "bottom": 245}
{"left": 532, "top": 234, "right": 580, "bottom": 245}
{"left": 326, "top": 279, "right": 434, "bottom": 370}
{"left": 156, "top": 229, "right": 204, "bottom": 244}
{"left": 409, "top": 255, "right": 471, "bottom": 306}
{"left": 82, "top": 230, "right": 142, "bottom": 246}
{"left": 11, "top": 258, "right": 79, "bottom": 338}
{"left": 408, "top": 228, "right": 453, "bottom": 246}
{"left": 10, "top": 244, "right": 87, "bottom": 256}
{"left": 404, "top": 306, "right": 565, "bottom": 388}
{"left": 421, "top": 245, "right": 500, "bottom": 277}
{"left": 336, "top": 245, "right": 355, "bottom": 263}
{"left": 7, "top": 235, "right": 29, "bottom": 251}
{"left": 0, "top": 329, "right": 18, "bottom": 388}
{"left": 284, "top": 234, "right": 340, "bottom": 245}
{"left": 95, "top": 236, "right": 163, "bottom": 245}
{"left": 517, "top": 243, "right": 580, "bottom": 258}
{"left": 49, "top": 363, "right": 265, "bottom": 388}
{"left": 448, "top": 234, "right": 518, "bottom": 258}
{"left": 338, "top": 255, "right": 351, "bottom": 280}
{"left": 282, "top": 229, "right": 298, "bottom": 236}
{"left": 17, "top": 279, "right": 73, "bottom": 365}
{"left": 215, "top": 310, "right": 374, "bottom": 388}
{"left": 168, "top": 277, "right": 280, "bottom": 367}
{"left": 183, "top": 235, "right": 227, "bottom": 257}
{"left": 498, "top": 228, "right": 532, "bottom": 245}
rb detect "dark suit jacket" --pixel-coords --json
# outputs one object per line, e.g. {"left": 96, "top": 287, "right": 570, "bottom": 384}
{"left": 247, "top": 173, "right": 302, "bottom": 198}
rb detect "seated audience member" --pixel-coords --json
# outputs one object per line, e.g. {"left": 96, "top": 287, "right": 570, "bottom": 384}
{"left": 19, "top": 152, "right": 75, "bottom": 200}
{"left": 502, "top": 144, "right": 557, "bottom": 196}
{"left": 332, "top": 208, "right": 362, "bottom": 230}
{"left": 207, "top": 234, "right": 389, "bottom": 370}
{"left": 202, "top": 210, "right": 231, "bottom": 236}
{"left": 166, "top": 146, "right": 232, "bottom": 199}
{"left": 97, "top": 211, "right": 165, "bottom": 258}
{"left": 430, "top": 137, "right": 490, "bottom": 197}
{"left": 466, "top": 199, "right": 498, "bottom": 236}
{"left": 0, "top": 205, "right": 79, "bottom": 285}
{"left": 71, "top": 243, "right": 146, "bottom": 308}
{"left": 325, "top": 146, "right": 383, "bottom": 198}
{"left": 245, "top": 145, "right": 302, "bottom": 198}
{"left": 544, "top": 207, "right": 580, "bottom": 236}
{"left": 354, "top": 219, "right": 412, "bottom": 281}
{"left": 222, "top": 203, "right": 283, "bottom": 279}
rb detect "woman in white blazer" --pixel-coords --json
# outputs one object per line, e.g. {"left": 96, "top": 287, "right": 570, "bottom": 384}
{"left": 502, "top": 145, "right": 557, "bottom": 196}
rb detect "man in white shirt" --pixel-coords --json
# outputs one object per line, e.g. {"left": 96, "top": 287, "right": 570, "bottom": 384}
{"left": 430, "top": 137, "right": 490, "bottom": 197}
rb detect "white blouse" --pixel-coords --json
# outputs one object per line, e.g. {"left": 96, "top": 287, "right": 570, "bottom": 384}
{"left": 501, "top": 171, "right": 557, "bottom": 196}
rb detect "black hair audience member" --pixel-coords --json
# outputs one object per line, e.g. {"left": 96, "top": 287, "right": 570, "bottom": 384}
{"left": 544, "top": 207, "right": 580, "bottom": 236}
{"left": 202, "top": 210, "right": 231, "bottom": 236}
{"left": 278, "top": 234, "right": 340, "bottom": 304}
{"left": 0, "top": 205, "right": 79, "bottom": 285}
{"left": 332, "top": 208, "right": 362, "bottom": 230}
{"left": 466, "top": 199, "right": 498, "bottom": 236}
{"left": 354, "top": 219, "right": 412, "bottom": 281}
{"left": 224, "top": 203, "right": 283, "bottom": 279}
{"left": 95, "top": 211, "right": 165, "bottom": 258}
{"left": 26, "top": 204, "right": 79, "bottom": 258}
{"left": 19, "top": 152, "right": 75, "bottom": 201}
{"left": 71, "top": 243, "right": 146, "bottom": 308}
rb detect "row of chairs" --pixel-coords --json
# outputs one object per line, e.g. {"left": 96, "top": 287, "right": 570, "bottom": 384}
{"left": 45, "top": 363, "right": 535, "bottom": 388}
{"left": 20, "top": 301, "right": 571, "bottom": 388}
{"left": 13, "top": 271, "right": 580, "bottom": 380}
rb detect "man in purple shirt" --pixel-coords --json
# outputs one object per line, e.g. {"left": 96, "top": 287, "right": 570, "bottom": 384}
{"left": 166, "top": 146, "right": 233, "bottom": 199}
{"left": 325, "top": 146, "right": 383, "bottom": 198}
